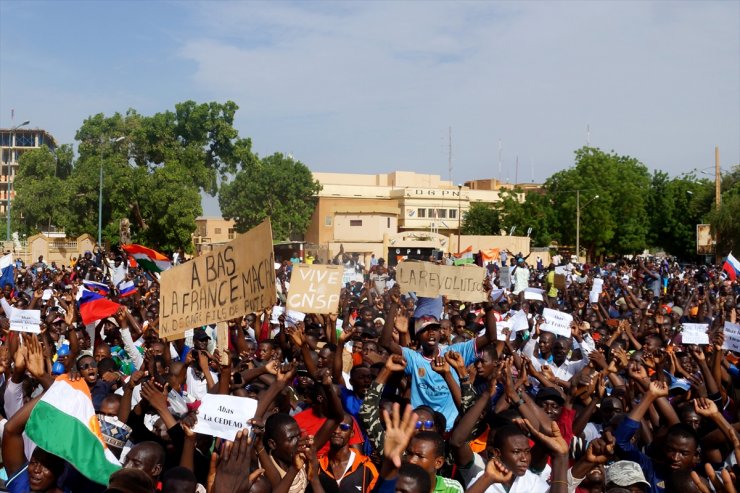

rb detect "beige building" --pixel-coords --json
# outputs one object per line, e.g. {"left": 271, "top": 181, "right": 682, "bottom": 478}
{"left": 192, "top": 216, "right": 236, "bottom": 253}
{"left": 306, "top": 171, "right": 531, "bottom": 264}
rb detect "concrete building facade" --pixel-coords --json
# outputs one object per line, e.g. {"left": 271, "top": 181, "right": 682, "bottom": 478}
{"left": 0, "top": 127, "right": 57, "bottom": 214}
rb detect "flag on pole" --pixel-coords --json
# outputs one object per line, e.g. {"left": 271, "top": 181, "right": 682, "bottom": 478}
{"left": 0, "top": 253, "right": 14, "bottom": 289}
{"left": 121, "top": 244, "right": 171, "bottom": 273}
{"left": 82, "top": 280, "right": 109, "bottom": 296}
{"left": 25, "top": 374, "right": 121, "bottom": 485}
{"left": 117, "top": 280, "right": 136, "bottom": 298}
{"left": 453, "top": 246, "right": 475, "bottom": 265}
{"left": 723, "top": 253, "right": 740, "bottom": 281}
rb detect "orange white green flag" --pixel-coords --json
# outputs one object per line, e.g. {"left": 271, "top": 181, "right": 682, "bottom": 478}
{"left": 25, "top": 374, "right": 121, "bottom": 485}
{"left": 121, "top": 244, "right": 171, "bottom": 273}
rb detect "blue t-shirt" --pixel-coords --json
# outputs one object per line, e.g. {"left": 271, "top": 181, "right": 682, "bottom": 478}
{"left": 402, "top": 340, "right": 478, "bottom": 431}
{"left": 6, "top": 464, "right": 30, "bottom": 493}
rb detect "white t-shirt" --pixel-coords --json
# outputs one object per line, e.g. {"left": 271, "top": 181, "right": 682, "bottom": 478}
{"left": 186, "top": 366, "right": 219, "bottom": 401}
{"left": 468, "top": 468, "right": 550, "bottom": 493}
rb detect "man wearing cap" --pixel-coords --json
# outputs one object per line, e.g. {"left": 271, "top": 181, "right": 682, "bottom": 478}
{"left": 380, "top": 296, "right": 497, "bottom": 431}
{"left": 185, "top": 329, "right": 219, "bottom": 400}
{"left": 605, "top": 461, "right": 650, "bottom": 492}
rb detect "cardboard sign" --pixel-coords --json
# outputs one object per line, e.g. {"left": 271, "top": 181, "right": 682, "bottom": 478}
{"left": 681, "top": 323, "right": 709, "bottom": 345}
{"left": 159, "top": 220, "right": 277, "bottom": 340}
{"left": 193, "top": 394, "right": 258, "bottom": 441}
{"left": 216, "top": 322, "right": 229, "bottom": 366}
{"left": 554, "top": 274, "right": 566, "bottom": 290}
{"left": 722, "top": 322, "right": 740, "bottom": 352}
{"left": 541, "top": 308, "right": 573, "bottom": 338}
{"left": 287, "top": 264, "right": 342, "bottom": 314}
{"left": 396, "top": 261, "right": 487, "bottom": 303}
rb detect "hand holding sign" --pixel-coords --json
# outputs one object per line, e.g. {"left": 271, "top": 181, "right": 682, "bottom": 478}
{"left": 193, "top": 394, "right": 258, "bottom": 441}
{"left": 541, "top": 308, "right": 573, "bottom": 338}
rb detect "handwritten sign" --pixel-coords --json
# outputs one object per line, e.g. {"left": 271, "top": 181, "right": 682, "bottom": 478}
{"left": 681, "top": 323, "right": 709, "bottom": 345}
{"left": 1, "top": 298, "right": 41, "bottom": 333}
{"left": 396, "top": 261, "right": 487, "bottom": 303}
{"left": 159, "top": 220, "right": 277, "bottom": 340}
{"left": 10, "top": 307, "right": 41, "bottom": 333}
{"left": 287, "top": 264, "right": 342, "bottom": 314}
{"left": 271, "top": 306, "right": 306, "bottom": 327}
{"left": 542, "top": 308, "right": 573, "bottom": 338}
{"left": 723, "top": 322, "right": 740, "bottom": 352}
{"left": 193, "top": 394, "right": 258, "bottom": 441}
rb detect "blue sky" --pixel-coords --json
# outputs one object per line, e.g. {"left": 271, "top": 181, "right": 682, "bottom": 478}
{"left": 1, "top": 1, "right": 738, "bottom": 215}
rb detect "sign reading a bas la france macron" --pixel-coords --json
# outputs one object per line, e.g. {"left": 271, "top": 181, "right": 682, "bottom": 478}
{"left": 159, "top": 220, "right": 277, "bottom": 340}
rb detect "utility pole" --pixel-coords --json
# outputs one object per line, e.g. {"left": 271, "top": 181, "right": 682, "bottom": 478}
{"left": 576, "top": 190, "right": 580, "bottom": 262}
{"left": 715, "top": 146, "right": 721, "bottom": 208}
{"left": 448, "top": 126, "right": 452, "bottom": 183}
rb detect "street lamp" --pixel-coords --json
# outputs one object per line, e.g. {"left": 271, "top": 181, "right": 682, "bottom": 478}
{"left": 7, "top": 120, "right": 30, "bottom": 241}
{"left": 576, "top": 191, "right": 599, "bottom": 263}
{"left": 457, "top": 184, "right": 462, "bottom": 254}
{"left": 98, "top": 136, "right": 125, "bottom": 245}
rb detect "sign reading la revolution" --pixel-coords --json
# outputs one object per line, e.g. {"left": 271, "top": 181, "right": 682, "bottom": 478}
{"left": 396, "top": 261, "right": 487, "bottom": 302}
{"left": 159, "top": 220, "right": 277, "bottom": 340}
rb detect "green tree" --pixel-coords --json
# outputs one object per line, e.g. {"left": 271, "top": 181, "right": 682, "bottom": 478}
{"left": 708, "top": 165, "right": 740, "bottom": 256}
{"left": 11, "top": 146, "right": 73, "bottom": 235}
{"left": 546, "top": 147, "right": 651, "bottom": 258}
{"left": 496, "top": 189, "right": 557, "bottom": 247}
{"left": 219, "top": 152, "right": 322, "bottom": 241}
{"left": 64, "top": 101, "right": 256, "bottom": 251}
{"left": 461, "top": 202, "right": 501, "bottom": 235}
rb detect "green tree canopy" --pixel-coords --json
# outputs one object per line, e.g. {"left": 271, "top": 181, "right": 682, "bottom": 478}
{"left": 12, "top": 100, "right": 257, "bottom": 251}
{"left": 219, "top": 152, "right": 322, "bottom": 241}
{"left": 461, "top": 202, "right": 501, "bottom": 236}
{"left": 708, "top": 165, "right": 740, "bottom": 256}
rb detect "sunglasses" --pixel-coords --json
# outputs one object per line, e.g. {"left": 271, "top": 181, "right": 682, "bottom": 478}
{"left": 79, "top": 362, "right": 97, "bottom": 371}
{"left": 339, "top": 422, "right": 352, "bottom": 431}
{"left": 415, "top": 420, "right": 434, "bottom": 430}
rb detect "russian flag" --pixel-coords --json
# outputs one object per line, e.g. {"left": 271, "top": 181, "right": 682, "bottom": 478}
{"left": 0, "top": 253, "right": 14, "bottom": 289}
{"left": 723, "top": 253, "right": 740, "bottom": 281}
{"left": 78, "top": 289, "right": 120, "bottom": 325}
{"left": 82, "top": 280, "right": 109, "bottom": 296}
{"left": 117, "top": 280, "right": 136, "bottom": 298}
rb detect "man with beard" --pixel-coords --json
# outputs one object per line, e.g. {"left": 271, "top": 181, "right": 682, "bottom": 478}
{"left": 318, "top": 413, "right": 378, "bottom": 493}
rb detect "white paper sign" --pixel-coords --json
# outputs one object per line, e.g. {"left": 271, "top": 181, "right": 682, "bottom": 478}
{"left": 193, "top": 394, "right": 258, "bottom": 441}
{"left": 490, "top": 289, "right": 505, "bottom": 303}
{"left": 554, "top": 266, "right": 567, "bottom": 276}
{"left": 592, "top": 278, "right": 604, "bottom": 293}
{"left": 681, "top": 323, "right": 709, "bottom": 345}
{"left": 722, "top": 322, "right": 740, "bottom": 352}
{"left": 542, "top": 308, "right": 573, "bottom": 338}
{"left": 523, "top": 288, "right": 545, "bottom": 302}
{"left": 509, "top": 310, "right": 530, "bottom": 333}
{"left": 271, "top": 306, "right": 306, "bottom": 326}
{"left": 496, "top": 320, "right": 512, "bottom": 340}
{"left": 10, "top": 307, "right": 41, "bottom": 334}
{"left": 589, "top": 291, "right": 600, "bottom": 303}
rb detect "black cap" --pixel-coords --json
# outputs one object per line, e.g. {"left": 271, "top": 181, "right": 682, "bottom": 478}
{"left": 194, "top": 330, "right": 211, "bottom": 341}
{"left": 535, "top": 387, "right": 565, "bottom": 406}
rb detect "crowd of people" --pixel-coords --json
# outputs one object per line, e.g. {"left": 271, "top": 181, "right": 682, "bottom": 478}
{"left": 0, "top": 246, "right": 738, "bottom": 493}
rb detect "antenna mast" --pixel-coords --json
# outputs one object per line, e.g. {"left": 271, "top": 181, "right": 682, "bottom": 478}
{"left": 448, "top": 126, "right": 452, "bottom": 183}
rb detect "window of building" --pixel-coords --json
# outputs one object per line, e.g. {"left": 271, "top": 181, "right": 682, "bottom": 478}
{"left": 15, "top": 133, "right": 34, "bottom": 147}
{"left": 228, "top": 228, "right": 235, "bottom": 239}
{"left": 0, "top": 134, "right": 10, "bottom": 147}
{"left": 325, "top": 215, "right": 333, "bottom": 226}
{"left": 417, "top": 208, "right": 426, "bottom": 218}
{"left": 214, "top": 228, "right": 222, "bottom": 235}
{"left": 350, "top": 220, "right": 363, "bottom": 227}
{"left": 436, "top": 209, "right": 447, "bottom": 219}
{"left": 449, "top": 209, "right": 457, "bottom": 219}
{"left": 387, "top": 217, "right": 391, "bottom": 228}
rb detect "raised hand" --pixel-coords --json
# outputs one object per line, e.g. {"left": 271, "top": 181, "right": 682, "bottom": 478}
{"left": 484, "top": 457, "right": 513, "bottom": 484}
{"left": 212, "top": 429, "right": 254, "bottom": 493}
{"left": 140, "top": 380, "right": 169, "bottom": 411}
{"left": 647, "top": 380, "right": 669, "bottom": 398}
{"left": 431, "top": 356, "right": 450, "bottom": 376}
{"left": 394, "top": 312, "right": 409, "bottom": 334}
{"left": 276, "top": 361, "right": 297, "bottom": 384}
{"left": 515, "top": 419, "right": 568, "bottom": 456}
{"left": 584, "top": 437, "right": 614, "bottom": 464}
{"left": 693, "top": 397, "right": 720, "bottom": 418}
{"left": 24, "top": 334, "right": 47, "bottom": 379}
{"left": 444, "top": 351, "right": 466, "bottom": 374}
{"left": 286, "top": 325, "right": 305, "bottom": 347}
{"left": 382, "top": 403, "right": 418, "bottom": 468}
{"left": 385, "top": 354, "right": 407, "bottom": 372}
